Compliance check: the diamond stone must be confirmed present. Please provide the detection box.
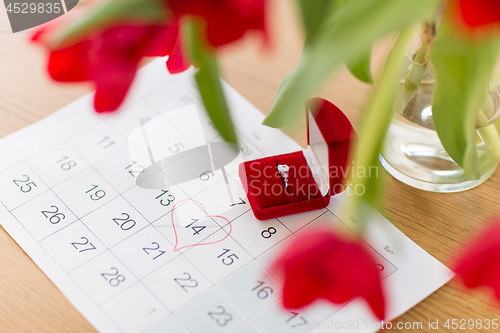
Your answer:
[277,164,289,173]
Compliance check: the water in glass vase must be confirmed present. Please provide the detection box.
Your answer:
[380,74,500,193]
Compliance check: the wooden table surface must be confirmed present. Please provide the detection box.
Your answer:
[1,0,500,332]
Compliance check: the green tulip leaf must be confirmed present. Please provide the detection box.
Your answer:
[351,30,412,209]
[345,46,374,84]
[263,0,440,128]
[296,0,333,45]
[186,21,238,144]
[430,20,500,179]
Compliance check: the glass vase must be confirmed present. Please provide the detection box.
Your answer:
[380,62,500,193]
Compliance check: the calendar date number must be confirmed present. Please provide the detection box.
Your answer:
[261,227,277,239]
[71,237,96,253]
[208,305,233,327]
[101,267,125,287]
[186,218,206,236]
[125,161,144,178]
[287,312,308,328]
[156,190,175,207]
[174,272,198,292]
[142,242,166,260]
[217,248,239,265]
[13,175,37,193]
[41,205,65,224]
[112,212,136,231]
[56,156,77,170]
[252,281,273,299]
[86,185,106,201]
[98,136,115,150]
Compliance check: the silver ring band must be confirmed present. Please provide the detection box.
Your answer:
[277,164,290,194]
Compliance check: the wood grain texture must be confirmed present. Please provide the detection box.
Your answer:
[0,0,499,332]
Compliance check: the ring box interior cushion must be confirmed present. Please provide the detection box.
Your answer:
[239,98,356,220]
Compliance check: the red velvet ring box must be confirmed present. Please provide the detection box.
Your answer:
[238,98,356,220]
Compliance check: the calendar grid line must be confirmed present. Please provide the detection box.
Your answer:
[22,162,111,251]
[54,144,223,330]
[0,65,453,333]
[275,210,329,237]
[0,199,126,333]
[218,229,290,332]
[100,79,266,226]
[140,79,198,117]
[233,127,266,158]
[275,216,294,234]
[50,136,242,291]
[326,208,400,272]
[6,142,129,212]
[169,251,278,333]
[62,137,252,333]
[1,78,200,190]
[23,150,178,327]
[2,180,333,333]
[210,205,316,292]
[218,207,387,330]
[0,105,118,175]
[202,270,268,333]
[21,163,150,307]
[2,123,250,215]
[135,191,305,333]
[15,122,391,333]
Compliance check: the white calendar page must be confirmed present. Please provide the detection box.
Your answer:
[0,58,453,333]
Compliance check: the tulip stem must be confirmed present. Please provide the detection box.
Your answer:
[393,38,429,116]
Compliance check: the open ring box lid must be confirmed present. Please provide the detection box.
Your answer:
[238,98,357,220]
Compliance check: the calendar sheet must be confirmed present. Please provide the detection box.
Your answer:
[0,58,453,333]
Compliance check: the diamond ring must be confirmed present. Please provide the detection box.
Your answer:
[277,164,290,194]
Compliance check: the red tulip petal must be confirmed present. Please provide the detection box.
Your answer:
[31,27,45,42]
[458,0,500,28]
[89,27,148,112]
[93,67,136,112]
[166,0,266,47]
[488,264,500,300]
[455,222,500,299]
[47,43,89,82]
[166,32,191,74]
[271,229,386,320]
[205,14,247,47]
[282,264,325,308]
[87,25,168,112]
[34,15,192,113]
[145,23,179,57]
[91,48,139,112]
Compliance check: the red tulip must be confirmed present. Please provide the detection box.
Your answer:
[32,19,190,112]
[457,0,500,28]
[166,0,266,47]
[455,222,500,302]
[271,229,386,320]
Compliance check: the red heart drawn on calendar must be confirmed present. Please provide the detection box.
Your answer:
[171,199,232,252]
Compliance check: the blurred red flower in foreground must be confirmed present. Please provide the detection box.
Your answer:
[455,222,500,302]
[32,20,190,112]
[457,0,500,28]
[271,229,386,320]
[166,0,266,47]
